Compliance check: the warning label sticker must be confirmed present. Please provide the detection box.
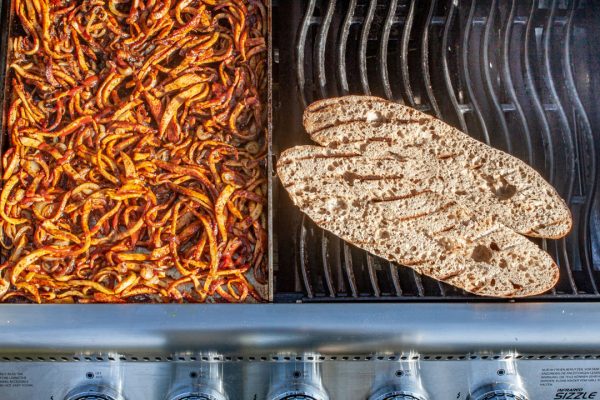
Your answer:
[541,367,600,386]
[0,371,32,388]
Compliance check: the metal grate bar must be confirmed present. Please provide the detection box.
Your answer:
[400,0,416,106]
[389,263,402,296]
[421,0,442,118]
[299,216,314,298]
[316,0,336,98]
[296,0,317,108]
[503,0,534,165]
[462,0,491,145]
[343,244,359,297]
[441,1,469,132]
[543,0,575,201]
[359,0,377,95]
[337,0,357,95]
[412,270,425,296]
[563,0,598,294]
[366,255,381,297]
[523,0,558,295]
[482,0,513,153]
[524,0,554,182]
[379,0,398,100]
[321,232,336,297]
[401,0,444,297]
[542,0,577,295]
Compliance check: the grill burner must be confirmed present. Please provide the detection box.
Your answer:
[272,0,600,301]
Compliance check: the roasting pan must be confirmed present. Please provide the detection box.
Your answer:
[0,0,274,302]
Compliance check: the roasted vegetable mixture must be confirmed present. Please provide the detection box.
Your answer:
[0,0,268,302]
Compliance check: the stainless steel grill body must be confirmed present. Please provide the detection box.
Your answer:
[1,0,600,399]
[0,304,599,399]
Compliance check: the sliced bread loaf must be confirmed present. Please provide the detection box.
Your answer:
[303,96,572,239]
[278,145,560,297]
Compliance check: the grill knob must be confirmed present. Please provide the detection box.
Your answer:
[370,391,427,400]
[169,390,227,400]
[470,385,528,400]
[268,357,328,400]
[171,396,220,400]
[70,397,115,400]
[270,392,322,400]
[64,385,123,400]
[472,392,527,400]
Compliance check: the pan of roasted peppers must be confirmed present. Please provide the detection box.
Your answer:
[0,0,269,303]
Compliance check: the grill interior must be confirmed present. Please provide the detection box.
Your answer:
[271,0,600,302]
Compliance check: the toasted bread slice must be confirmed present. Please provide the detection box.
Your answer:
[303,96,572,239]
[278,145,560,297]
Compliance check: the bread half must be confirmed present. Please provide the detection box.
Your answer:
[303,96,572,239]
[278,145,560,297]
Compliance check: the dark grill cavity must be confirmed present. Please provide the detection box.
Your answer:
[272,0,600,301]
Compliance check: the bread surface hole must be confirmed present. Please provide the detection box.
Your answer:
[471,245,493,263]
[494,182,517,200]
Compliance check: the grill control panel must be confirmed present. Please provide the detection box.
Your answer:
[0,355,598,399]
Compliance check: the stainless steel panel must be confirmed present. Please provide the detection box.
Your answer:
[0,304,599,356]
[1,357,599,399]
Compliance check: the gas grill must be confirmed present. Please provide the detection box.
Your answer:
[1,0,600,399]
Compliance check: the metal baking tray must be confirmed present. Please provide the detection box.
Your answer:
[0,0,273,302]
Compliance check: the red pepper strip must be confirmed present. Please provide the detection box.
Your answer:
[215,185,235,242]
[159,83,209,138]
[10,248,52,285]
[0,176,27,225]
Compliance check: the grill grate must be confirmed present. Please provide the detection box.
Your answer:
[272,0,600,301]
